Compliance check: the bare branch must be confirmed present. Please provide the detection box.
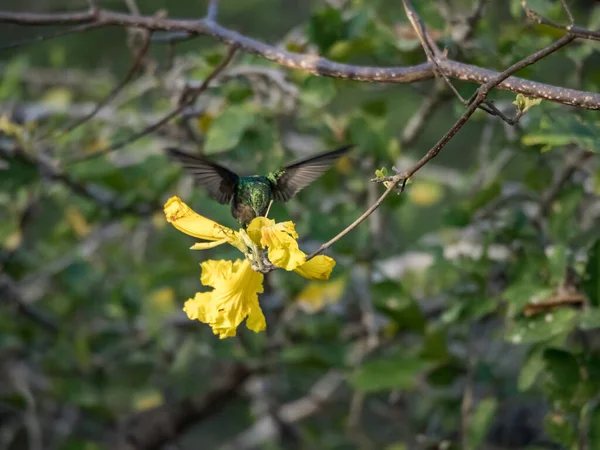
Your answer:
[0,274,59,334]
[401,84,452,147]
[402,0,529,126]
[559,0,575,26]
[65,45,237,164]
[0,146,157,215]
[537,149,593,218]
[0,23,102,52]
[0,8,598,108]
[86,0,99,13]
[402,0,467,103]
[113,363,253,450]
[207,0,219,22]
[522,0,600,41]
[123,0,141,16]
[384,33,576,183]
[54,31,152,138]
[318,34,575,261]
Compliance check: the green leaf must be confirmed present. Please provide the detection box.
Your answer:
[280,343,345,368]
[300,77,337,108]
[0,56,28,101]
[544,412,577,447]
[372,281,425,333]
[204,105,256,154]
[375,167,388,179]
[588,402,600,450]
[580,308,600,330]
[0,153,38,190]
[503,281,553,315]
[513,93,542,113]
[522,115,599,153]
[466,398,498,449]
[506,309,578,344]
[420,327,450,361]
[543,348,580,390]
[349,356,430,393]
[307,6,346,53]
[518,350,545,391]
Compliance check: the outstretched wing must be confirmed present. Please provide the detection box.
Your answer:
[166,148,239,204]
[271,145,352,202]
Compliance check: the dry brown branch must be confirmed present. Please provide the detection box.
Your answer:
[0,8,598,109]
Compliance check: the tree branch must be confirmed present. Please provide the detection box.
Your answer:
[113,363,253,450]
[0,8,598,109]
[0,274,59,334]
[54,31,152,138]
[0,146,157,215]
[522,0,600,41]
[65,45,237,164]
[312,34,575,261]
[0,23,102,51]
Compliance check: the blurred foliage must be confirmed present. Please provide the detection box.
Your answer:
[1,0,600,449]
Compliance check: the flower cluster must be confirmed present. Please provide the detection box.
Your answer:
[164,197,336,338]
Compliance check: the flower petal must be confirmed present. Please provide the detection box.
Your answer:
[164,196,236,242]
[190,238,229,250]
[246,216,273,245]
[260,222,306,271]
[183,259,266,338]
[294,255,336,280]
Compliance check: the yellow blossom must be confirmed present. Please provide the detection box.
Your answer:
[293,255,336,280]
[247,217,306,270]
[164,196,337,338]
[183,259,266,338]
[164,196,245,252]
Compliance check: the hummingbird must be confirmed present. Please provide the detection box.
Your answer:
[167,145,352,226]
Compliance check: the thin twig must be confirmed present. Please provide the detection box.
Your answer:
[113,363,254,450]
[559,0,575,26]
[0,146,157,215]
[401,83,452,147]
[316,34,575,261]
[402,0,465,103]
[521,0,600,41]
[376,33,576,185]
[0,23,101,52]
[402,0,552,125]
[207,0,219,22]
[0,275,59,334]
[86,0,99,12]
[65,45,237,164]
[0,8,598,108]
[53,31,152,138]
[537,149,593,218]
[123,0,141,16]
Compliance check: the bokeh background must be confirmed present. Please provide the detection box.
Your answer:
[2,0,600,449]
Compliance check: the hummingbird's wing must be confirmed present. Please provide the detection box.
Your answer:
[166,148,239,204]
[271,145,352,202]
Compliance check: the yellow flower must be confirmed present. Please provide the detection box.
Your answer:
[247,217,305,270]
[183,259,265,339]
[164,196,337,338]
[164,197,246,253]
[294,255,336,280]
